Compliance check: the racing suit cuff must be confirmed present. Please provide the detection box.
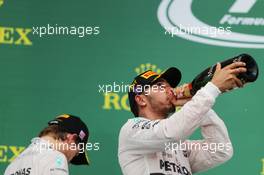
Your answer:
[202,82,221,99]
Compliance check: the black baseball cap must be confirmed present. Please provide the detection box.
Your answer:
[128,67,182,117]
[48,114,90,165]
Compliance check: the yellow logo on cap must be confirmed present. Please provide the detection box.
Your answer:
[141,71,158,79]
[57,114,70,119]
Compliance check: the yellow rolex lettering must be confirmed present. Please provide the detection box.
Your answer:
[121,94,130,111]
[0,145,8,162]
[0,27,14,44]
[102,92,121,110]
[8,146,25,162]
[0,0,4,7]
[0,27,32,46]
[15,28,32,45]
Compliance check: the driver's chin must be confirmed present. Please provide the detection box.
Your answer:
[162,97,175,114]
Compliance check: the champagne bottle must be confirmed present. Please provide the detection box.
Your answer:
[175,53,259,98]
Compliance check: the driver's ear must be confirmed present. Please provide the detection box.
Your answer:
[135,95,147,107]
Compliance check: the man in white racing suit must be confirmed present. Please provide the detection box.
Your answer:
[118,62,246,175]
[4,114,90,175]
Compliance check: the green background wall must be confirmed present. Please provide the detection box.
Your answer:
[0,0,263,174]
